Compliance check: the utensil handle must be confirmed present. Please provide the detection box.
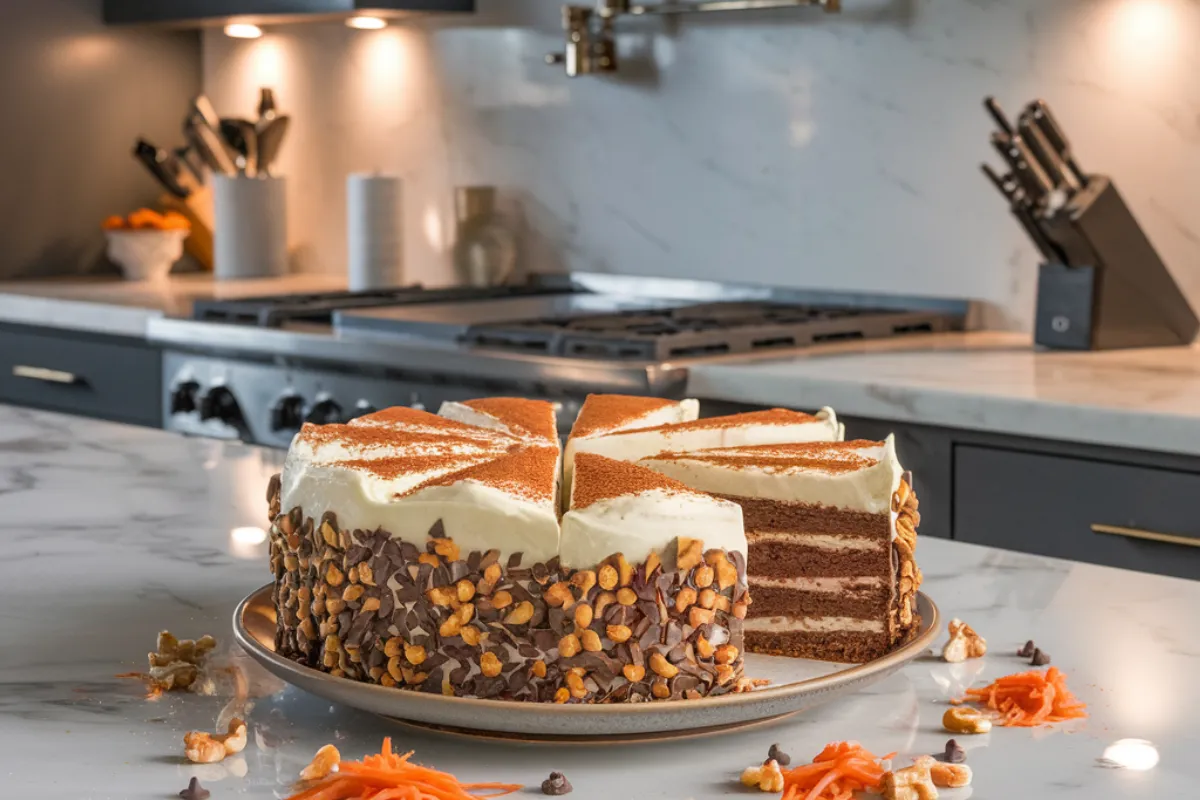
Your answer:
[1091,523,1200,549]
[12,365,82,385]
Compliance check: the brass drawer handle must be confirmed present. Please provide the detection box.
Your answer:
[1091,523,1200,549]
[12,365,80,385]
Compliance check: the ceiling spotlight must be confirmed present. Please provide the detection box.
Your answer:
[224,22,263,39]
[346,15,387,30]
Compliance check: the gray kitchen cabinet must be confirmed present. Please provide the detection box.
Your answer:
[953,445,1200,581]
[0,323,162,427]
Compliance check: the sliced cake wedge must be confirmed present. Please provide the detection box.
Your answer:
[639,435,922,663]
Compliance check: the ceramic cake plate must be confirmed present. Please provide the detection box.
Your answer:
[234,584,938,739]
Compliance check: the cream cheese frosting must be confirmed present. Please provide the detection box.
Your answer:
[638,435,904,515]
[437,398,559,445]
[569,407,843,469]
[559,453,745,568]
[281,411,560,563]
[563,395,699,497]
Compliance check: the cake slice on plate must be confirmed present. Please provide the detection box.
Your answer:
[568,407,843,469]
[639,436,922,663]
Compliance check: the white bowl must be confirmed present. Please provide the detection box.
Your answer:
[105,229,188,281]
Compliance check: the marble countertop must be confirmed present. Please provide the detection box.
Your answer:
[4,405,1197,798]
[0,274,346,336]
[688,332,1200,457]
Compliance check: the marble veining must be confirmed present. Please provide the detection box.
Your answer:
[3,404,1199,797]
[202,0,1200,331]
[688,331,1200,456]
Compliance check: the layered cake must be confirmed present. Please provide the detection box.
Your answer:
[640,437,922,662]
[266,401,752,702]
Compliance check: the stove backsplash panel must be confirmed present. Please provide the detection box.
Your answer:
[203,0,1200,332]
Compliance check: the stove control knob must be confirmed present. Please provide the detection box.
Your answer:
[270,394,306,432]
[198,386,245,427]
[169,380,201,415]
[351,400,377,419]
[305,398,344,425]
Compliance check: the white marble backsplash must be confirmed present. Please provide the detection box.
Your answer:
[203,0,1200,330]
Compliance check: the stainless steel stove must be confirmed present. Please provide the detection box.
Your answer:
[150,273,966,448]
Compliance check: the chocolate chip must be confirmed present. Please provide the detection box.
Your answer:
[506,551,523,569]
[942,739,966,763]
[1017,640,1035,657]
[179,777,210,800]
[767,742,791,766]
[1031,648,1051,666]
[541,771,573,795]
[427,519,445,539]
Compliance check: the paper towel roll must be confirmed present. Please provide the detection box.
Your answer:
[213,175,288,281]
[347,173,403,291]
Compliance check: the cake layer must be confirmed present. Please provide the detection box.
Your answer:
[746,533,891,578]
[731,497,890,539]
[640,436,902,512]
[744,630,892,664]
[560,453,745,569]
[744,583,888,621]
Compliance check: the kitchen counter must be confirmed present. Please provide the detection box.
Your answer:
[4,405,1197,798]
[0,274,346,336]
[688,331,1200,457]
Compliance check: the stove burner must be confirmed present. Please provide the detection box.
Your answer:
[192,284,580,328]
[463,302,961,361]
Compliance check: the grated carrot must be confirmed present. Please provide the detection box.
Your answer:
[284,738,521,800]
[780,741,892,800]
[959,666,1088,727]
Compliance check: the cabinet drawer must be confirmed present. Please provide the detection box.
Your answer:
[954,445,1200,580]
[0,328,161,426]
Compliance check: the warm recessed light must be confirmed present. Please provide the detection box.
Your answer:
[346,15,387,30]
[224,23,263,39]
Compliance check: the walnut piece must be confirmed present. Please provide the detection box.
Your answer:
[184,718,247,764]
[881,756,939,800]
[941,618,987,663]
[740,759,785,792]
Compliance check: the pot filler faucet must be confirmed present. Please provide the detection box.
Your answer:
[546,0,841,77]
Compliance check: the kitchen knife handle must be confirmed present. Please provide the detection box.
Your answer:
[983,96,1014,135]
[1029,99,1088,187]
[1092,523,1200,549]
[1018,117,1076,191]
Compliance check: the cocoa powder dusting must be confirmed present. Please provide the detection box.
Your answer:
[568,394,683,439]
[463,397,558,442]
[615,408,820,436]
[400,445,559,503]
[570,452,709,510]
[647,440,882,474]
[351,405,519,440]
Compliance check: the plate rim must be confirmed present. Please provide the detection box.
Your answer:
[233,583,938,718]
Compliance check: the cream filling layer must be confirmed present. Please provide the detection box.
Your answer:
[747,531,885,551]
[743,615,884,634]
[748,576,884,592]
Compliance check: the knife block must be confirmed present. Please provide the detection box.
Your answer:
[1032,176,1198,350]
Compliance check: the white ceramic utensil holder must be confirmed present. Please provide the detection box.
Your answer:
[214,175,287,281]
